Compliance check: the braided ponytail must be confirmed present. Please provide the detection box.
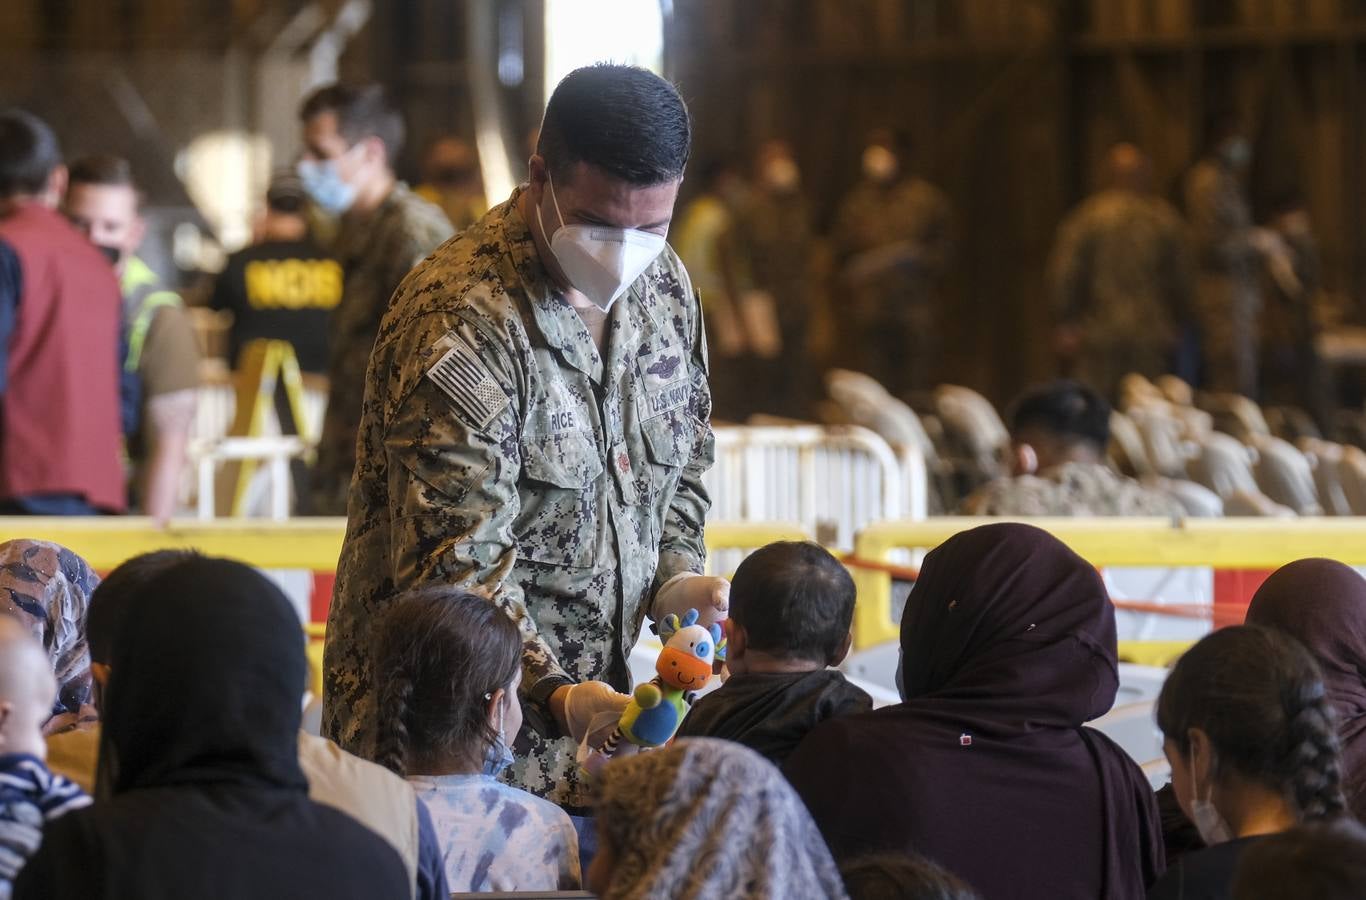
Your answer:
[1282,679,1347,822]
[372,585,523,776]
[1158,625,1348,827]
[374,667,414,777]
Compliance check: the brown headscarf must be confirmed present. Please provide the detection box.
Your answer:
[594,738,847,900]
[1247,559,1366,820]
[785,523,1164,899]
[0,539,99,734]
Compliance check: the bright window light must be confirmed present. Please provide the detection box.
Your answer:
[544,0,664,98]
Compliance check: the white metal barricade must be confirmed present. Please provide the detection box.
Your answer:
[705,425,928,551]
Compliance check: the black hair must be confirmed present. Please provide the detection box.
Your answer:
[88,550,202,664]
[1231,820,1366,900]
[1008,380,1111,452]
[1157,625,1347,824]
[841,852,980,900]
[67,154,135,189]
[730,541,855,664]
[299,83,405,167]
[373,587,522,777]
[537,64,691,186]
[0,109,61,198]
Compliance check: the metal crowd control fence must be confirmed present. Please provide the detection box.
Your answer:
[705,425,928,551]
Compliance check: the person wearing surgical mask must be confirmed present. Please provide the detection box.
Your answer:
[375,587,581,893]
[1184,117,1267,399]
[322,65,726,835]
[296,84,454,515]
[1149,625,1349,900]
[832,128,953,398]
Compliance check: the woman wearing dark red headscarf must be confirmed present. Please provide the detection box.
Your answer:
[1246,558,1366,821]
[785,523,1164,899]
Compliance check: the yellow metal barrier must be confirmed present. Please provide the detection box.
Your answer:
[850,517,1366,649]
[0,518,809,574]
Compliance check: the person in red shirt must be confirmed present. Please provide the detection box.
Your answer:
[0,109,124,515]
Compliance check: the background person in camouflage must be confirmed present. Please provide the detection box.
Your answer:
[297,84,454,515]
[832,128,953,398]
[961,380,1183,517]
[1184,118,1291,399]
[323,65,728,811]
[728,140,820,419]
[1049,143,1193,399]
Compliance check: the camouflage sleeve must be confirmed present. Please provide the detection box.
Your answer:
[1047,211,1090,324]
[1161,212,1196,327]
[916,185,955,270]
[1186,168,1255,267]
[385,314,570,688]
[650,289,714,605]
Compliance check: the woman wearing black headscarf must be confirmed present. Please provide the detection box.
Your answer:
[1246,558,1366,821]
[15,557,408,899]
[785,523,1164,899]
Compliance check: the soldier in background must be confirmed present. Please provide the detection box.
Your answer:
[1048,143,1192,399]
[296,84,454,515]
[673,159,750,420]
[832,128,952,399]
[729,140,818,419]
[1184,118,1287,398]
[414,135,487,233]
[1260,191,1331,432]
[961,380,1183,517]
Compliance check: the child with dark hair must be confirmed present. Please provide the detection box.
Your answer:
[841,852,980,900]
[676,542,870,765]
[374,587,580,892]
[1231,820,1366,900]
[1149,624,1348,900]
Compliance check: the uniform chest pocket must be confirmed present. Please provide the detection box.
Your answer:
[516,431,604,569]
[641,412,694,469]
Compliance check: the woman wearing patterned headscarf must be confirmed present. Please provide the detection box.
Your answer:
[0,540,99,734]
[589,738,847,900]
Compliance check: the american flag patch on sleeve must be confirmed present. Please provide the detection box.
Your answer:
[426,337,510,430]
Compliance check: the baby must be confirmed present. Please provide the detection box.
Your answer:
[0,615,89,896]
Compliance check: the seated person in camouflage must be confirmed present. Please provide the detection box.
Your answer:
[961,380,1183,517]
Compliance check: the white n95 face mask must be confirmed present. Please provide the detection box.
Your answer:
[537,175,666,311]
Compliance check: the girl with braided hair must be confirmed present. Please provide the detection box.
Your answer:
[373,586,581,892]
[1149,624,1348,900]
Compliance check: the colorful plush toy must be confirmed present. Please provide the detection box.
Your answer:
[591,608,724,763]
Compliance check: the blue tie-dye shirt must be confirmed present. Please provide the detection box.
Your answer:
[406,773,581,892]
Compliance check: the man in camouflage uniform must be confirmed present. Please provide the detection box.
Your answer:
[1184,122,1269,398]
[1049,144,1193,399]
[832,129,953,398]
[323,66,727,811]
[297,84,454,514]
[729,140,818,418]
[961,380,1182,517]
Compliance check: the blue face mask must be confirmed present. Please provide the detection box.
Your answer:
[482,702,514,778]
[297,154,358,217]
